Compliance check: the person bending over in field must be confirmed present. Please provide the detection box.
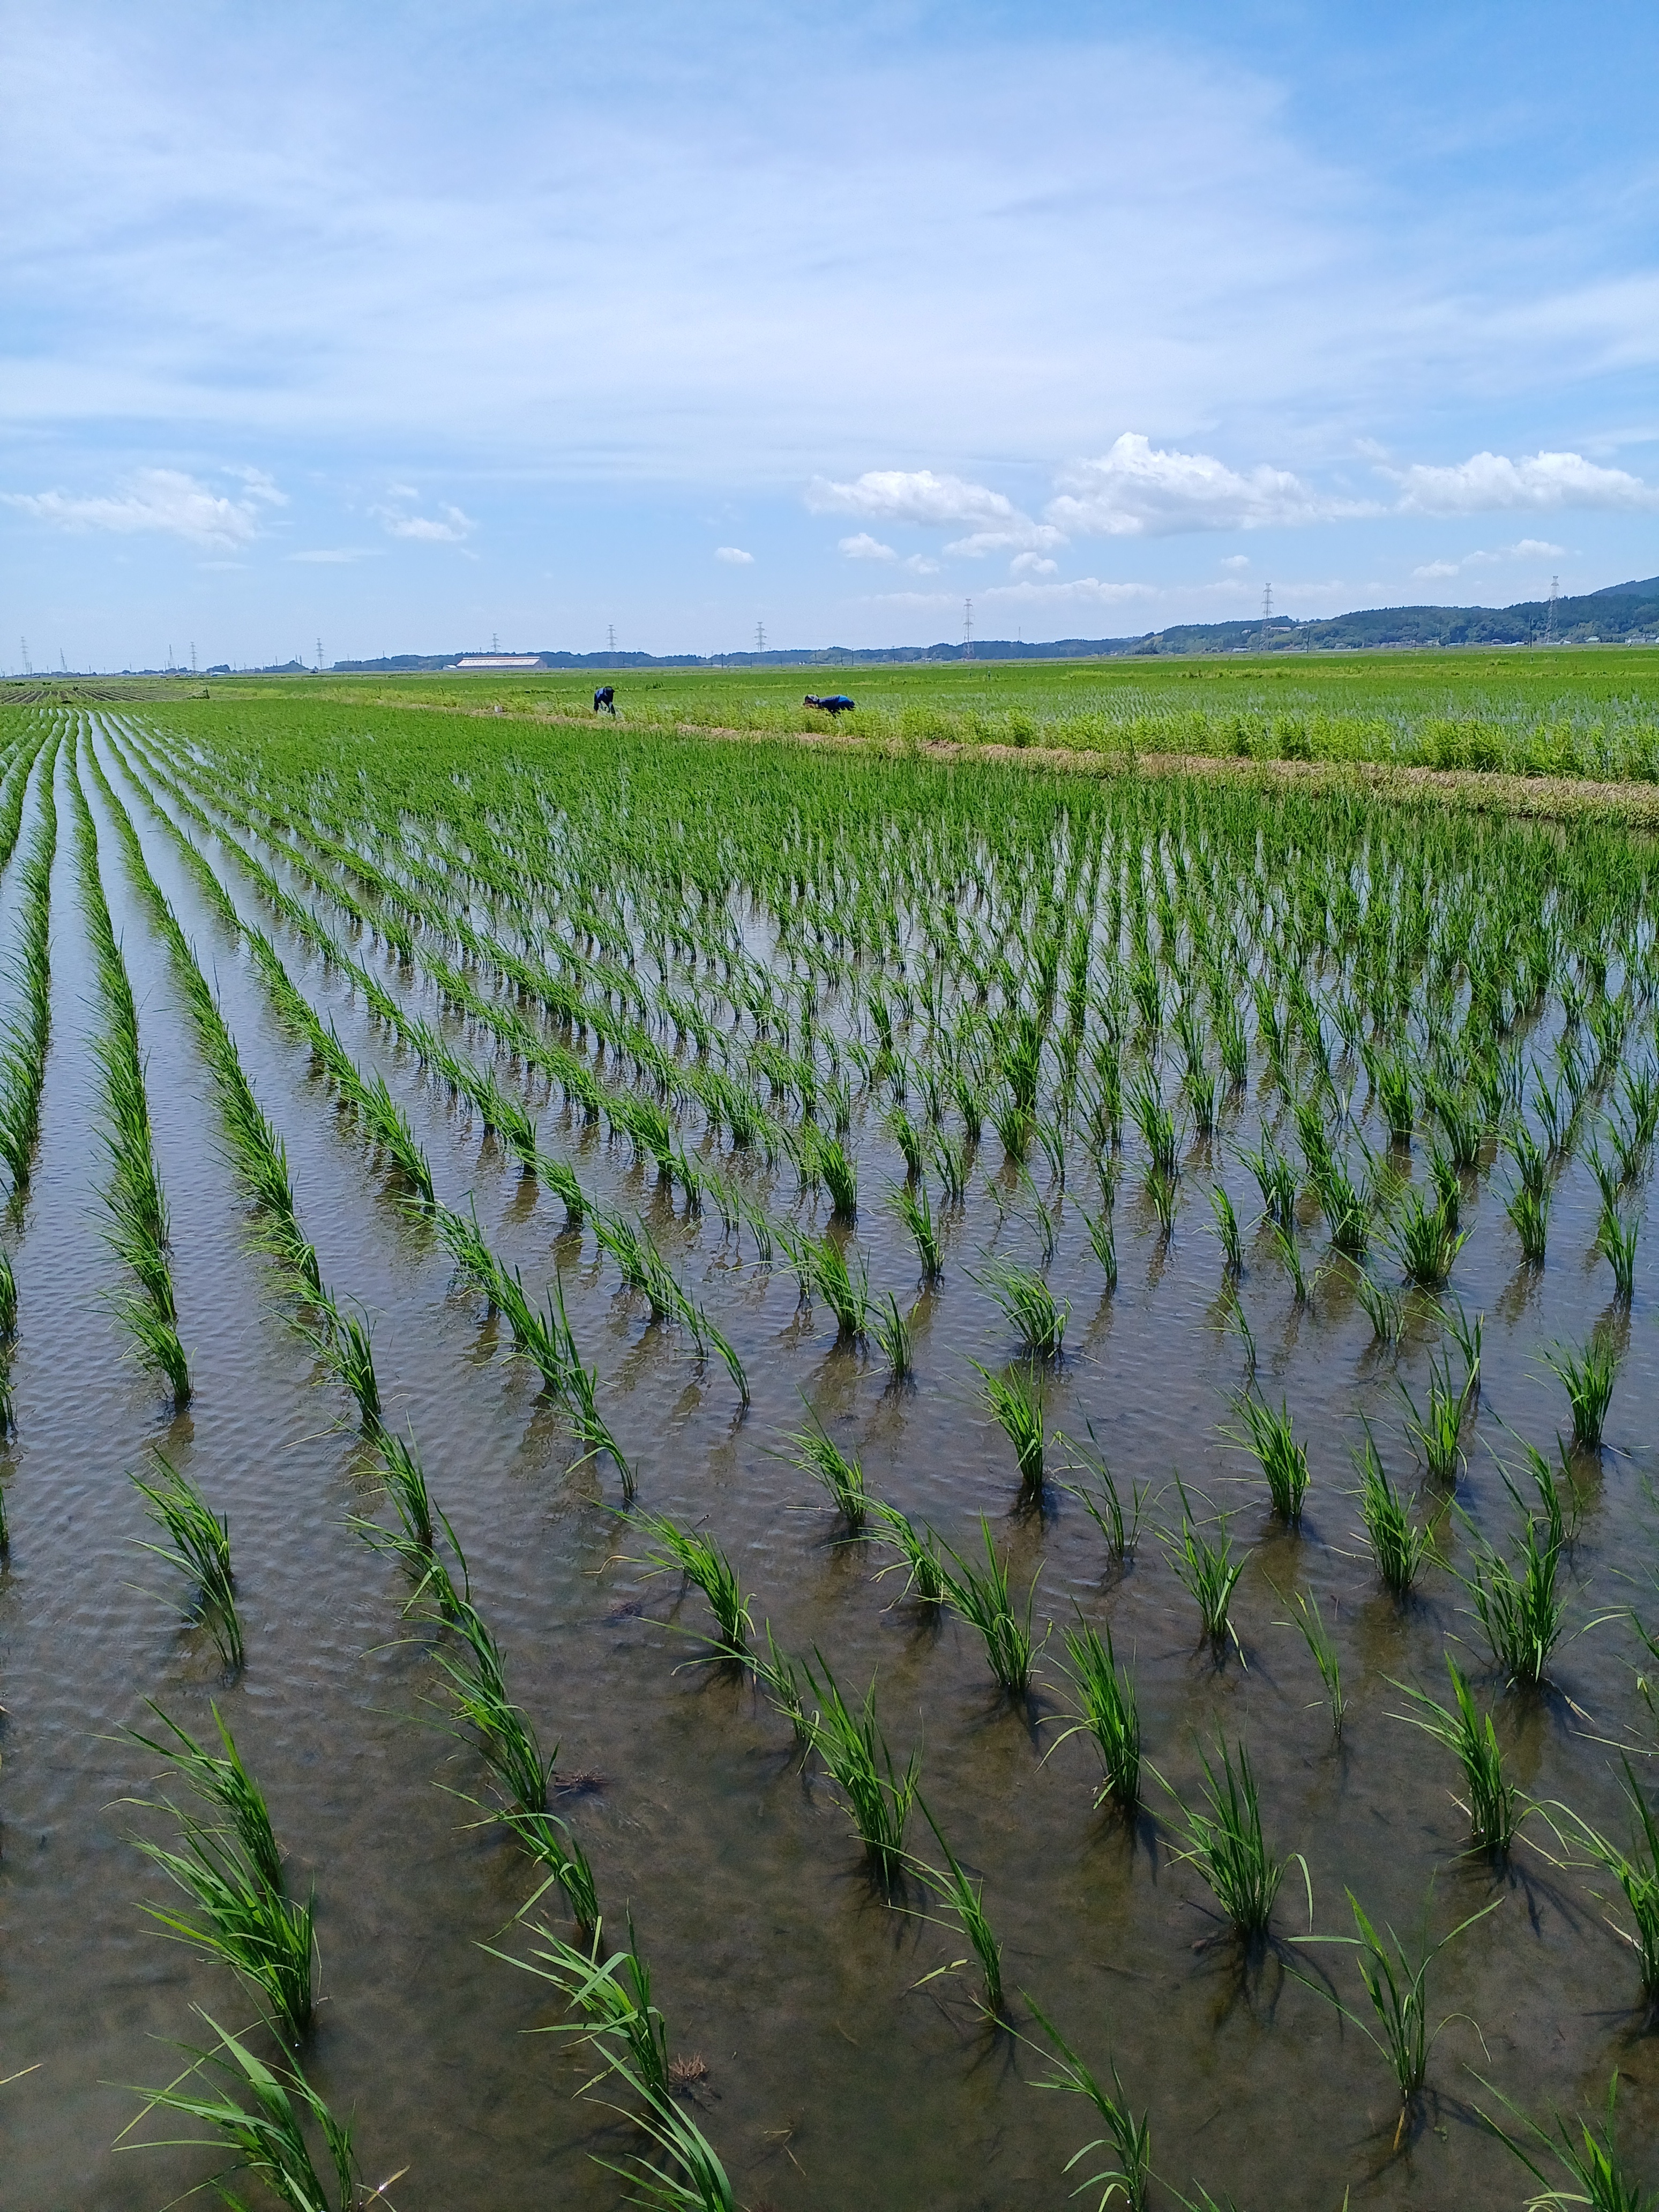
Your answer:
[594,684,617,715]
[804,693,855,716]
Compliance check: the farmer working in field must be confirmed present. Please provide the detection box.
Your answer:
[804,693,855,716]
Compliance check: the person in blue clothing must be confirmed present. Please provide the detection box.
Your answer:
[804,693,855,716]
[593,684,616,714]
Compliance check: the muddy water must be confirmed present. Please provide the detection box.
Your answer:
[0,720,1655,2210]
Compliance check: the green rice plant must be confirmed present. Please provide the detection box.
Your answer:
[1269,1220,1312,1303]
[931,1131,969,1201]
[1277,1588,1344,1735]
[890,1178,943,1277]
[1507,1121,1549,1199]
[0,766,57,1197]
[1080,1201,1117,1290]
[817,1133,858,1222]
[808,1235,870,1339]
[801,1657,920,1889]
[751,1621,813,1744]
[782,1407,868,1533]
[1127,1072,1178,1177]
[1291,1889,1500,2150]
[1427,1079,1482,1169]
[1393,1187,1466,1287]
[1428,1141,1461,1225]
[973,1360,1045,1500]
[1456,1510,1564,1690]
[1354,1265,1405,1344]
[1599,1206,1639,1304]
[302,1299,383,1436]
[0,1251,17,1340]
[1026,2000,1151,2212]
[126,1702,285,1896]
[1059,1424,1146,1566]
[500,1920,671,2101]
[1586,1135,1622,1215]
[436,1606,556,1814]
[1239,1135,1296,1227]
[975,1259,1066,1359]
[134,1819,316,2043]
[1475,2070,1656,2212]
[599,2090,737,2212]
[501,1810,602,1941]
[1160,1483,1244,1659]
[1228,1392,1310,1525]
[359,1070,436,1207]
[630,1509,753,1663]
[910,1801,1006,2020]
[1376,1052,1416,1144]
[1538,1759,1659,2013]
[1145,1163,1179,1237]
[867,1501,949,1608]
[119,1297,193,1406]
[872,1290,914,1380]
[1401,1346,1473,1485]
[1167,1736,1298,1941]
[1209,1184,1242,1273]
[953,1071,987,1142]
[1048,1619,1140,1813]
[939,1516,1042,1695]
[1354,1426,1433,1596]
[118,2013,363,2211]
[1545,1331,1617,1448]
[1395,1656,1518,1857]
[1505,1177,1550,1262]
[131,1454,243,1674]
[992,1094,1034,1162]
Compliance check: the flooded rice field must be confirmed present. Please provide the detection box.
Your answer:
[1,699,1657,2210]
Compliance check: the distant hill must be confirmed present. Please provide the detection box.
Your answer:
[326,574,1659,673]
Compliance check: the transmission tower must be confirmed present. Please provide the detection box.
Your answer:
[607,623,617,654]
[1544,576,1559,644]
[491,632,499,653]
[190,641,198,674]
[962,598,974,659]
[316,638,325,672]
[18,639,30,677]
[754,618,766,655]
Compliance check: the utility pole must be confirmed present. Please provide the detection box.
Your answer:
[962,598,974,660]
[168,642,176,672]
[754,618,766,655]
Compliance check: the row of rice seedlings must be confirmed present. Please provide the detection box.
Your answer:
[128,1713,314,2042]
[0,734,59,1199]
[68,748,191,1402]
[130,1451,244,1673]
[907,1802,1008,2021]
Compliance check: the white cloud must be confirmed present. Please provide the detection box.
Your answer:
[1411,559,1462,579]
[287,548,377,564]
[1010,551,1059,577]
[905,554,940,574]
[1221,553,1251,570]
[1388,449,1659,515]
[1047,433,1370,537]
[1409,535,1570,579]
[808,469,1022,530]
[373,499,474,542]
[838,532,896,561]
[227,465,287,505]
[714,544,753,564]
[0,466,270,548]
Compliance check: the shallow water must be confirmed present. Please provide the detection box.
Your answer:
[1,712,1656,2210]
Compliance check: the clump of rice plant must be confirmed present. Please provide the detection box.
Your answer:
[1026,2002,1151,2212]
[1545,1331,1618,1449]
[782,1407,867,1533]
[1167,1735,1298,1942]
[872,1291,914,1380]
[1080,1200,1117,1290]
[1538,1758,1659,2013]
[1277,1589,1344,1736]
[119,2013,369,2211]
[1049,1619,1140,1813]
[630,1509,753,1664]
[0,766,58,1199]
[1269,1220,1313,1304]
[889,1179,943,1277]
[910,1802,1006,2020]
[802,1658,920,1889]
[1228,1391,1310,1525]
[1291,1889,1500,2151]
[975,1259,1067,1359]
[973,1361,1045,1501]
[134,1815,315,2044]
[1059,1424,1146,1567]
[504,1809,602,1941]
[1505,1179,1550,1263]
[1354,1266,1405,1344]
[1475,2070,1653,2212]
[302,1294,384,1437]
[867,1501,948,1608]
[498,1919,671,2101]
[1209,1184,1242,1273]
[437,1603,557,1814]
[131,1454,243,1674]
[1393,1187,1466,1287]
[1160,1483,1244,1660]
[939,1517,1042,1695]
[126,1702,284,1895]
[1354,1426,1433,1596]
[1395,1656,1518,1857]
[1401,1344,1475,1486]
[1239,1135,1296,1227]
[1456,1509,1564,1690]
[1600,1207,1639,1304]
[808,1234,870,1338]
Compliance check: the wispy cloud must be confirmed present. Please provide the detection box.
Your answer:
[371,496,475,542]
[287,547,378,564]
[838,532,896,561]
[714,544,753,564]
[0,466,273,548]
[1410,535,1567,579]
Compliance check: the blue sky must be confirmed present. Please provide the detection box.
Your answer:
[3,0,1657,667]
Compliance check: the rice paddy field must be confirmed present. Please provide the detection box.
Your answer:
[3,692,1659,2209]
